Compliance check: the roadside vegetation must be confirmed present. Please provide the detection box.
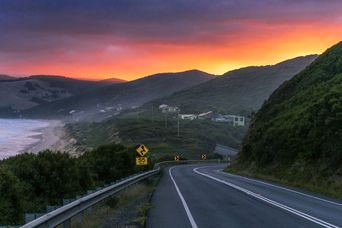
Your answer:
[66,116,246,159]
[0,144,146,225]
[233,42,342,199]
[70,177,159,228]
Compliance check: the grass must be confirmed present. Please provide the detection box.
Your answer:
[69,176,159,228]
[225,165,342,200]
[66,116,247,159]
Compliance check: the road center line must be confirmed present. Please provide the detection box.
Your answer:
[194,167,339,228]
[169,167,198,228]
[216,170,342,207]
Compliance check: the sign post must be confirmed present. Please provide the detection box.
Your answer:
[136,157,148,165]
[135,144,149,166]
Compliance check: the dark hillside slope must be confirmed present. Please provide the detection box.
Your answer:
[142,55,317,115]
[236,42,342,196]
[27,75,119,93]
[0,74,15,81]
[0,75,112,114]
[23,70,214,119]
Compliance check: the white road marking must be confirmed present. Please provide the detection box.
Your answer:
[194,167,339,228]
[217,170,342,207]
[169,167,198,228]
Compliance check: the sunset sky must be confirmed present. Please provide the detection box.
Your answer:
[0,0,342,80]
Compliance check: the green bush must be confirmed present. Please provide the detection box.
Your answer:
[0,167,24,224]
[0,144,137,225]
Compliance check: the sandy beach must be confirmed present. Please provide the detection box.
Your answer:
[25,120,73,153]
[0,119,75,159]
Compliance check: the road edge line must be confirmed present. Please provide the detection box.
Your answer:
[217,170,342,207]
[169,167,198,228]
[194,167,339,228]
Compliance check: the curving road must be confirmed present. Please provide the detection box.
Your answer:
[147,164,342,228]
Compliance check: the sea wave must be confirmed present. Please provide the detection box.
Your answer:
[0,119,50,159]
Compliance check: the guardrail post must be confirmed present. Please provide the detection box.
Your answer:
[25,214,36,223]
[62,219,71,228]
[74,211,83,224]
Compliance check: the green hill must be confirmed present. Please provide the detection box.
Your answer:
[235,42,342,197]
[140,55,317,116]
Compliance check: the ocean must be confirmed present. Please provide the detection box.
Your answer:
[0,119,50,160]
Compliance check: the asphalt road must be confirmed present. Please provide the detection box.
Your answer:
[147,164,342,228]
[214,144,238,157]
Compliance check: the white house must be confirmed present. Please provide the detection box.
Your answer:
[159,104,168,109]
[198,111,213,119]
[225,115,245,126]
[179,114,197,120]
[212,114,245,126]
[159,104,179,113]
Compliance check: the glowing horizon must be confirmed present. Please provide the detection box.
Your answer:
[0,0,341,81]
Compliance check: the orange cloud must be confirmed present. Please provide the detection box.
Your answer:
[0,2,341,81]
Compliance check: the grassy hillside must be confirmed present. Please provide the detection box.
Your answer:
[22,70,214,120]
[234,42,342,197]
[66,117,246,159]
[140,55,317,116]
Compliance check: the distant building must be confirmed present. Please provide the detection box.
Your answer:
[159,104,179,113]
[159,104,168,109]
[179,114,197,120]
[213,116,228,122]
[212,114,245,126]
[198,111,213,120]
[116,105,123,111]
[226,115,245,126]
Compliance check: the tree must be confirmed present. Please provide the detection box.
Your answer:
[0,166,24,224]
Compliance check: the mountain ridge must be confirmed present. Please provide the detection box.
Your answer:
[137,55,318,116]
[20,70,215,120]
[0,75,120,113]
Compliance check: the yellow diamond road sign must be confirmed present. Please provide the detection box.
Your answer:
[174,155,180,161]
[201,154,207,160]
[136,157,148,166]
[136,144,149,157]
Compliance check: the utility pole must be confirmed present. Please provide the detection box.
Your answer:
[177,109,180,137]
[151,105,154,123]
[165,113,168,128]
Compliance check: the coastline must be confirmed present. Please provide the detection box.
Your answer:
[23,120,72,154]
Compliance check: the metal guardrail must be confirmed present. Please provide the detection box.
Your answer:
[21,159,224,228]
[155,159,223,168]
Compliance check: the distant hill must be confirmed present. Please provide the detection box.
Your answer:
[100,77,127,84]
[0,74,15,81]
[21,70,214,120]
[236,42,342,197]
[141,55,318,116]
[0,75,114,113]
